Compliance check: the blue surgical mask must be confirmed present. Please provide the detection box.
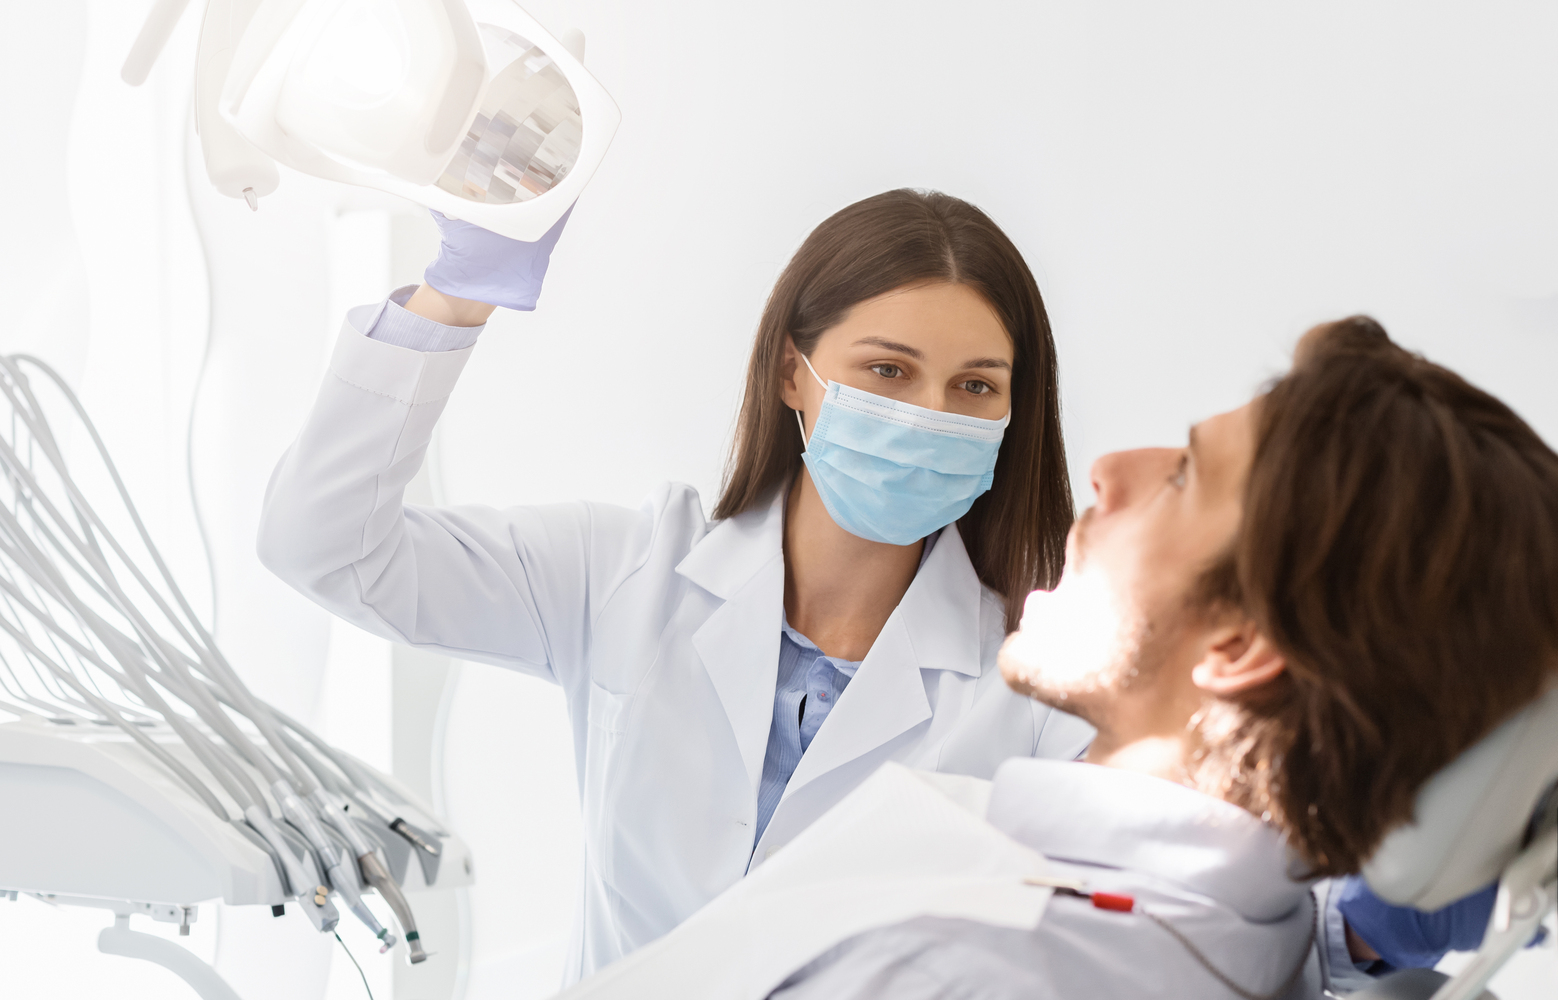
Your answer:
[795,353,1009,545]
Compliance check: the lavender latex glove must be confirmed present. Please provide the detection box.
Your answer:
[422,206,572,312]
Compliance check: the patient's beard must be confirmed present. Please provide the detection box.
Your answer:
[1001,566,1170,726]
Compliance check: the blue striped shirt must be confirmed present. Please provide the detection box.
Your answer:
[755,619,863,845]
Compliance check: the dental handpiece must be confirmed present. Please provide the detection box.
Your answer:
[310,789,401,953]
[390,817,441,856]
[244,804,339,933]
[359,851,428,964]
[275,781,395,948]
[314,791,430,963]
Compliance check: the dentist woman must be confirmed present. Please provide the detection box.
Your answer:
[258,189,1092,982]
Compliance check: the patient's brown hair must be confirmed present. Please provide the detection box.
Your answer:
[1196,317,1558,876]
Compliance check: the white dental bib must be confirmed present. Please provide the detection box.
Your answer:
[556,763,1054,1000]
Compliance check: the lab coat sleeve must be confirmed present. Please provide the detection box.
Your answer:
[257,314,666,682]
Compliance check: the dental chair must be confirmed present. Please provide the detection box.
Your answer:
[1346,684,1558,1000]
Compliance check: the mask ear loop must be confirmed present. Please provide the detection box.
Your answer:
[799,351,829,389]
[794,352,830,448]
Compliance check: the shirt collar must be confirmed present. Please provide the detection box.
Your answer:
[780,616,862,678]
[987,758,1313,923]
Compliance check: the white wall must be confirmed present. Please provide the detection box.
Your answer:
[2,1,1556,998]
[445,0,1558,517]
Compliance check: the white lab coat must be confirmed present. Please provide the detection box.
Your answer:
[257,315,1095,982]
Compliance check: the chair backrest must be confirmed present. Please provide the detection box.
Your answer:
[1362,683,1558,910]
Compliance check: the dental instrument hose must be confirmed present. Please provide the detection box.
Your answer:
[0,353,440,958]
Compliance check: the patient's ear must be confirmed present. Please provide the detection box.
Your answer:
[1191,623,1287,696]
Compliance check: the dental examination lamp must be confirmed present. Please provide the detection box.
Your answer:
[1349,685,1558,1000]
[122,0,621,239]
[0,350,471,998]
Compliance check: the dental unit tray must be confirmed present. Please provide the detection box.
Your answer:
[0,718,475,989]
[0,715,471,904]
[123,0,621,241]
[0,353,471,1000]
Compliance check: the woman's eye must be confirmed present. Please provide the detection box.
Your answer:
[961,380,992,396]
[871,364,903,379]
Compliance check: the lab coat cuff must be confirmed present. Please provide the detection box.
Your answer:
[1315,878,1381,995]
[331,305,474,406]
[358,285,486,353]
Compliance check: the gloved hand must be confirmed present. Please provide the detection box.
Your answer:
[422,205,573,312]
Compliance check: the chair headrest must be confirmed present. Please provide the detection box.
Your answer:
[1362,683,1558,910]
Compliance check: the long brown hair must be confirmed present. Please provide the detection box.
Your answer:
[714,189,1073,628]
[1195,316,1558,875]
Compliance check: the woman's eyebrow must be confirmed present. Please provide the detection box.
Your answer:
[852,337,1012,372]
[853,336,924,359]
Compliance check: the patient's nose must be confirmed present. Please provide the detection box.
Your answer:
[1090,448,1180,514]
[1090,452,1130,513]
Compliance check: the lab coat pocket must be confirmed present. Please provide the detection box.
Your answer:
[583,681,635,886]
[587,682,634,735]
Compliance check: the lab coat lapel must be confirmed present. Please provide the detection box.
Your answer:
[677,492,786,795]
[783,525,986,798]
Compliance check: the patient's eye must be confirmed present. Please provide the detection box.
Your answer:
[1170,455,1188,489]
[870,364,904,379]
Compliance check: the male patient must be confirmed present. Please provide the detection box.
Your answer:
[763,317,1558,998]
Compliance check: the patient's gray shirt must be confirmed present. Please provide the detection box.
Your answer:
[767,759,1327,1000]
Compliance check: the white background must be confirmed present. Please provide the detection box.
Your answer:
[1,1,1556,998]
